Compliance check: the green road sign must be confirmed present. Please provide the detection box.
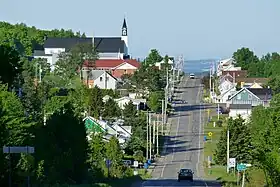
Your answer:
[237,163,247,171]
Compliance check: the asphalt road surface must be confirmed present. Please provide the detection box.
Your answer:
[142,77,220,187]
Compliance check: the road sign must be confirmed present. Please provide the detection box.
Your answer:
[237,163,247,171]
[229,158,236,168]
[105,159,111,168]
[208,132,213,137]
[3,146,35,154]
[133,161,139,168]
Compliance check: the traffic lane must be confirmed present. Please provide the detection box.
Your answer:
[173,79,202,177]
[161,78,196,179]
[142,179,221,187]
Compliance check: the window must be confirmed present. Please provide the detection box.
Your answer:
[124,69,127,74]
[248,94,252,100]
[100,77,103,81]
[237,94,241,100]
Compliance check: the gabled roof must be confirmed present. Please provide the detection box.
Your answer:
[228,87,272,101]
[222,70,247,78]
[247,88,272,100]
[94,37,125,53]
[235,77,269,84]
[88,70,118,81]
[84,59,140,69]
[44,37,92,50]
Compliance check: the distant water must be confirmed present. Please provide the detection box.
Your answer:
[183,59,218,74]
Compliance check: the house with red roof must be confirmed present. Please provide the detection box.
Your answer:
[83,59,141,78]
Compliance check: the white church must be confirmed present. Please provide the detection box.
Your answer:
[32,18,130,70]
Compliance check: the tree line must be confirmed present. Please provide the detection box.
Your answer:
[0,22,172,186]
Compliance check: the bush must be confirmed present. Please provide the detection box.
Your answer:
[216,120,223,127]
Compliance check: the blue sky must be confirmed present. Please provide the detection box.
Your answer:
[1,0,280,60]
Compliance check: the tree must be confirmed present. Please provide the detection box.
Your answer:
[105,136,124,178]
[215,116,252,165]
[0,44,22,87]
[0,21,82,56]
[103,98,121,119]
[249,104,280,185]
[233,47,259,75]
[55,43,98,86]
[144,49,163,67]
[88,133,106,181]
[148,91,163,112]
[0,84,35,186]
[37,103,88,184]
[88,86,104,118]
[123,101,137,119]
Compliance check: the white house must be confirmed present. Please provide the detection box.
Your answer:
[217,58,237,76]
[155,59,174,70]
[229,104,252,121]
[114,96,146,110]
[219,79,235,94]
[217,86,237,103]
[85,70,118,89]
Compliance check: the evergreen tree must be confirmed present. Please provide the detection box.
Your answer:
[103,98,121,119]
[215,116,252,165]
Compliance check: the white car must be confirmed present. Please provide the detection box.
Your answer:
[189,73,195,79]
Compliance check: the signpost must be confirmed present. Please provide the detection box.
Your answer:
[229,158,236,168]
[133,161,139,176]
[208,132,213,141]
[105,159,111,177]
[237,163,252,187]
[3,146,35,187]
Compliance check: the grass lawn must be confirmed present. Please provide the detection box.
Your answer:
[203,113,266,186]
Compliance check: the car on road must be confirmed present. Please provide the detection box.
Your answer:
[189,73,195,79]
[177,168,194,182]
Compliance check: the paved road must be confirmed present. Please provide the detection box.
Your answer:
[142,77,220,187]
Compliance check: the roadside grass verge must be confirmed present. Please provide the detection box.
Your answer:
[203,114,266,186]
[39,169,151,187]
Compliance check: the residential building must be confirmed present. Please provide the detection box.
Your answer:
[83,59,140,79]
[217,58,237,76]
[217,86,236,103]
[222,70,248,79]
[227,87,272,107]
[155,58,174,70]
[229,104,252,120]
[83,116,131,144]
[218,79,235,95]
[33,18,129,70]
[235,77,269,88]
[114,96,147,110]
[82,70,118,89]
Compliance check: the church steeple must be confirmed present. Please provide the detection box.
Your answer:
[122,18,127,36]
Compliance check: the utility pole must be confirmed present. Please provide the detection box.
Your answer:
[209,66,212,99]
[241,171,245,187]
[164,68,168,124]
[161,100,164,134]
[146,112,149,160]
[217,103,220,120]
[156,114,159,156]
[227,129,230,173]
[39,64,42,83]
[149,113,152,160]
[152,120,156,157]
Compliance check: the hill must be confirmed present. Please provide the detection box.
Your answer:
[0,22,86,55]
